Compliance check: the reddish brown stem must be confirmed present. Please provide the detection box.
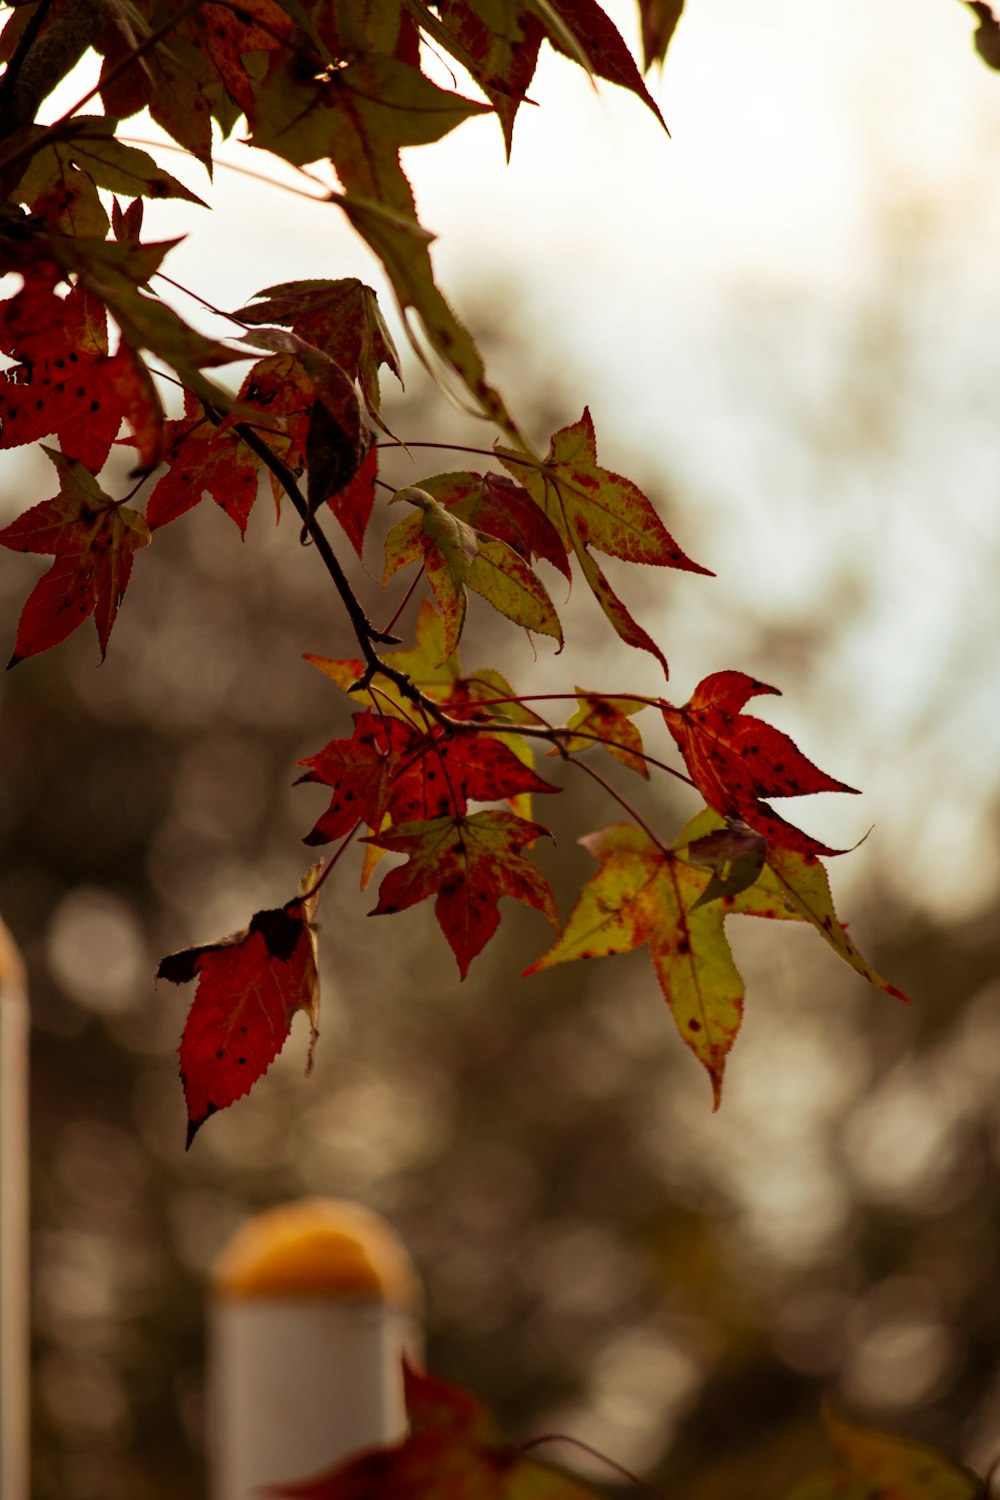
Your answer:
[518,1434,669,1500]
[376,439,500,461]
[565,756,674,858]
[379,561,426,637]
[154,272,252,328]
[300,821,362,900]
[229,419,402,656]
[442,714,698,793]
[121,136,335,200]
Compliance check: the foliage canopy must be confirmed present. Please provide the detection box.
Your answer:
[0,0,927,1142]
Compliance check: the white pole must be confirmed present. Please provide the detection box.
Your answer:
[210,1197,421,1500]
[0,919,30,1500]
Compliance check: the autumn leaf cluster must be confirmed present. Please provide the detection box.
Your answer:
[0,0,912,1148]
[9,1,1000,1494]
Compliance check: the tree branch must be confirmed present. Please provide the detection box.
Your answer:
[230,420,403,656]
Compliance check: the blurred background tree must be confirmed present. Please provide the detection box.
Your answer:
[3,1,1000,1498]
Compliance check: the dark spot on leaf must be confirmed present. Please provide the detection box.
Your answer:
[250,906,302,961]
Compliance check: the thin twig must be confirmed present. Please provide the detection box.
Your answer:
[121,136,337,201]
[564,755,674,857]
[369,682,424,738]
[379,561,426,637]
[518,1434,670,1500]
[299,821,362,901]
[229,419,402,656]
[376,438,501,461]
[439,713,697,792]
[154,272,252,328]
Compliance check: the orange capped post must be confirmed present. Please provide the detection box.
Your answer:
[210,1199,421,1500]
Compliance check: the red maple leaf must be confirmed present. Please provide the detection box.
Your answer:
[367,810,557,977]
[99,24,215,165]
[661,671,859,857]
[496,408,711,672]
[146,395,264,533]
[303,361,367,526]
[223,352,314,480]
[549,0,667,128]
[0,446,150,663]
[0,275,125,470]
[179,0,296,116]
[157,891,320,1147]
[299,713,558,844]
[475,471,571,578]
[326,441,377,557]
[267,1361,600,1500]
[150,347,345,533]
[389,725,558,824]
[109,340,164,471]
[297,711,411,844]
[428,0,667,158]
[234,277,402,429]
[433,1,545,156]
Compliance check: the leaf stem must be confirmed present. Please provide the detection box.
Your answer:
[379,561,426,637]
[459,690,655,708]
[563,755,674,858]
[154,271,251,328]
[370,682,424,738]
[300,822,361,900]
[415,694,690,836]
[417,700,464,819]
[376,439,501,461]
[517,1435,670,1500]
[444,712,697,792]
[229,418,402,656]
[538,725,698,789]
[120,137,337,201]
